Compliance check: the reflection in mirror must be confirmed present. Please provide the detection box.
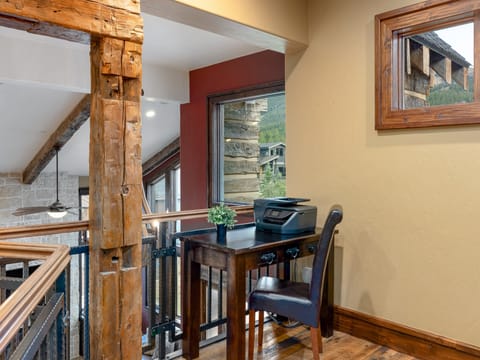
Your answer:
[403,23,473,109]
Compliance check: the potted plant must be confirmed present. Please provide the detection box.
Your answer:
[207,203,237,244]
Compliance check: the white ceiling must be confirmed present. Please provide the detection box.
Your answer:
[0,11,264,176]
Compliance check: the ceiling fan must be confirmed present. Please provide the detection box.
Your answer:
[13,147,73,218]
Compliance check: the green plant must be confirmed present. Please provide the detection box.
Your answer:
[260,165,286,198]
[207,203,237,229]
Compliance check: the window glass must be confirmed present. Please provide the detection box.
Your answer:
[79,191,89,221]
[173,166,181,211]
[403,23,473,109]
[213,91,286,204]
[149,176,166,212]
[145,162,180,215]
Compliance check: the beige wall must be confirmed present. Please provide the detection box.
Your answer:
[173,0,308,52]
[286,0,480,346]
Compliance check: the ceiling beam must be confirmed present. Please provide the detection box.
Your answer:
[0,0,143,44]
[142,137,180,176]
[22,94,91,184]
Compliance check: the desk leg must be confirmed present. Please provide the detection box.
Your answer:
[320,246,334,337]
[226,255,246,360]
[181,242,200,359]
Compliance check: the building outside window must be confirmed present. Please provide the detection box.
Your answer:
[210,84,286,204]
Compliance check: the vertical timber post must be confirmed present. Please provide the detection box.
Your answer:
[89,36,143,359]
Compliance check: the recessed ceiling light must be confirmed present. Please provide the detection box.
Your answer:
[145,110,155,118]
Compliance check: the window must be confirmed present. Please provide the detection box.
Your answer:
[145,165,180,213]
[143,139,181,212]
[375,0,480,129]
[149,176,166,212]
[78,187,89,243]
[209,82,286,204]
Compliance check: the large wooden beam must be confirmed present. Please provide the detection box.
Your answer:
[452,64,469,90]
[0,0,143,44]
[22,95,91,184]
[431,57,452,85]
[89,37,143,359]
[409,44,430,76]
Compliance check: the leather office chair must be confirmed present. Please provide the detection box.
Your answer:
[247,205,343,360]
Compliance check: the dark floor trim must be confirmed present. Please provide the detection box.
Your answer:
[334,306,480,360]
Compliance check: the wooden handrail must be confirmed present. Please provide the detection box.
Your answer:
[0,206,254,240]
[0,221,89,241]
[0,242,71,352]
[141,205,253,222]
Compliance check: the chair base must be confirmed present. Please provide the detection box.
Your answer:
[248,309,322,360]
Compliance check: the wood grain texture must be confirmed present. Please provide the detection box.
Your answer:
[0,221,89,241]
[202,325,417,360]
[0,243,70,352]
[224,177,259,193]
[89,37,143,359]
[122,42,142,78]
[335,306,480,360]
[97,271,120,359]
[226,254,246,360]
[120,266,142,358]
[0,0,143,43]
[224,159,258,175]
[224,142,259,158]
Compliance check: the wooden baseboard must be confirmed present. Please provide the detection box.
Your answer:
[334,306,480,360]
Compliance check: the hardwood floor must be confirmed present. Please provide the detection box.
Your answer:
[196,323,419,359]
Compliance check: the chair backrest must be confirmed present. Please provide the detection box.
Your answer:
[309,205,343,307]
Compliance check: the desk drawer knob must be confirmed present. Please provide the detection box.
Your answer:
[260,252,276,264]
[286,247,300,259]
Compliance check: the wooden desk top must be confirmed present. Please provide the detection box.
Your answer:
[178,224,320,255]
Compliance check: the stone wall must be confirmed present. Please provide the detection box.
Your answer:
[0,172,81,357]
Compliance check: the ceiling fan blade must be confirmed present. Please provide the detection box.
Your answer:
[12,149,86,218]
[12,206,50,216]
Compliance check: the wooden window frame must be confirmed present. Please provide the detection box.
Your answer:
[375,0,480,129]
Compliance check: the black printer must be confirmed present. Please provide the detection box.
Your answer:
[254,197,317,234]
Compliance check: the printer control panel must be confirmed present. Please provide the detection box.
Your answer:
[263,208,294,224]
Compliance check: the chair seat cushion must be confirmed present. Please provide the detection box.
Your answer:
[248,276,318,327]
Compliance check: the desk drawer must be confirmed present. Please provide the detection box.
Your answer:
[245,239,317,269]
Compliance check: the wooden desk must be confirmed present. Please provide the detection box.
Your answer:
[180,225,334,360]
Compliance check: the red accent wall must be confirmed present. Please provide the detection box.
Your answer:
[180,50,285,210]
